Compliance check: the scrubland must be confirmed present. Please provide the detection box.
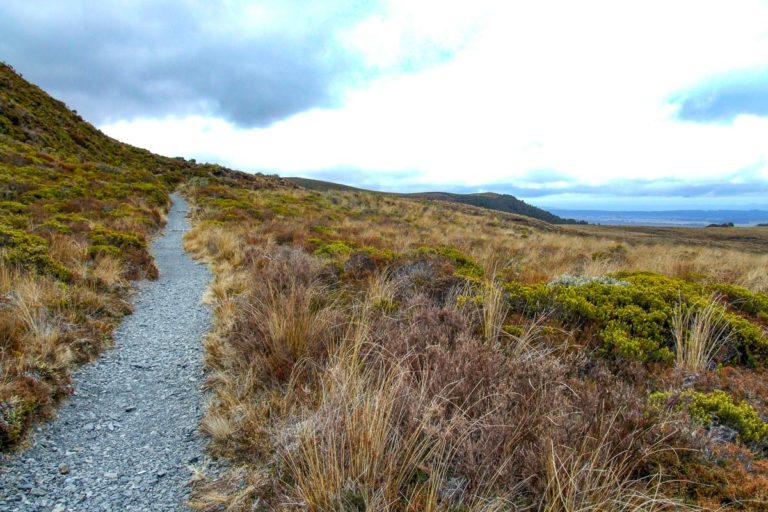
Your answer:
[4,60,768,510]
[182,182,768,510]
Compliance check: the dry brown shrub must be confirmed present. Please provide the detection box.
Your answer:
[229,246,344,383]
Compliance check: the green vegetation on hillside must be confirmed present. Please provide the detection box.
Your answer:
[0,62,281,448]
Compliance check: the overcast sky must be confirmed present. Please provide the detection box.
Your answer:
[3,0,768,210]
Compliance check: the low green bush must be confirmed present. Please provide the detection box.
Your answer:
[414,246,484,279]
[0,226,70,280]
[709,282,768,319]
[310,238,355,258]
[507,272,768,366]
[651,389,768,444]
[88,227,145,251]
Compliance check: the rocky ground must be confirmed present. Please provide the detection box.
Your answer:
[0,194,218,511]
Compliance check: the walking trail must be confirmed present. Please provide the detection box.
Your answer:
[0,194,216,511]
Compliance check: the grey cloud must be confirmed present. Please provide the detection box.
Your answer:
[673,69,768,123]
[477,166,768,199]
[298,168,427,192]
[302,164,768,200]
[0,1,379,127]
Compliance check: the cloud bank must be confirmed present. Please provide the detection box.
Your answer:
[3,0,768,209]
[0,1,381,126]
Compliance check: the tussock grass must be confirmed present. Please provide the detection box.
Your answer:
[541,418,689,512]
[482,276,509,345]
[673,295,734,373]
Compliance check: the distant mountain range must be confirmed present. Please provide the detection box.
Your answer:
[286,178,586,225]
[549,209,768,227]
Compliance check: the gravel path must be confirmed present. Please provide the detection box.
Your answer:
[0,194,215,511]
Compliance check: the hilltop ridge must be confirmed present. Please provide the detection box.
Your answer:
[287,177,585,224]
[0,62,282,190]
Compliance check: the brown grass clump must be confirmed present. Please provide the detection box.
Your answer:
[673,295,733,373]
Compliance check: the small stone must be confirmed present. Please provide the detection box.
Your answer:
[83,423,94,431]
[104,472,118,480]
[30,487,46,497]
[124,406,136,412]
[156,470,167,478]
[52,505,65,512]
[58,463,70,475]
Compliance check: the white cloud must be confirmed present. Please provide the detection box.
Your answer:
[101,0,768,207]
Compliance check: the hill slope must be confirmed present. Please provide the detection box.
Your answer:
[411,191,586,224]
[287,177,584,224]
[0,61,280,448]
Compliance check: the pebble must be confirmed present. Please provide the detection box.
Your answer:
[0,196,222,511]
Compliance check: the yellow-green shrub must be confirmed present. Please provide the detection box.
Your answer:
[651,389,768,444]
[507,272,768,366]
[0,226,71,280]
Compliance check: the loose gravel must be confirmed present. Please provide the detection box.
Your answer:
[0,194,217,511]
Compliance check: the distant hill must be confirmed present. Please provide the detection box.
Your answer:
[287,177,584,225]
[285,177,366,192]
[410,192,587,225]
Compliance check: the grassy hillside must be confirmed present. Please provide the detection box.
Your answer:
[411,191,587,224]
[287,176,585,225]
[0,62,281,448]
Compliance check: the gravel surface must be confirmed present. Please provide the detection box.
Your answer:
[0,194,216,511]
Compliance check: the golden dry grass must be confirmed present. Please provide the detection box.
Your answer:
[673,295,734,373]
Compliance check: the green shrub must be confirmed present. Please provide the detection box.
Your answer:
[0,200,27,214]
[507,272,768,366]
[131,182,168,207]
[651,389,768,444]
[309,224,336,236]
[0,226,70,280]
[310,238,355,258]
[359,246,397,263]
[88,244,122,258]
[88,227,145,251]
[709,282,768,318]
[36,219,71,234]
[414,246,484,279]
